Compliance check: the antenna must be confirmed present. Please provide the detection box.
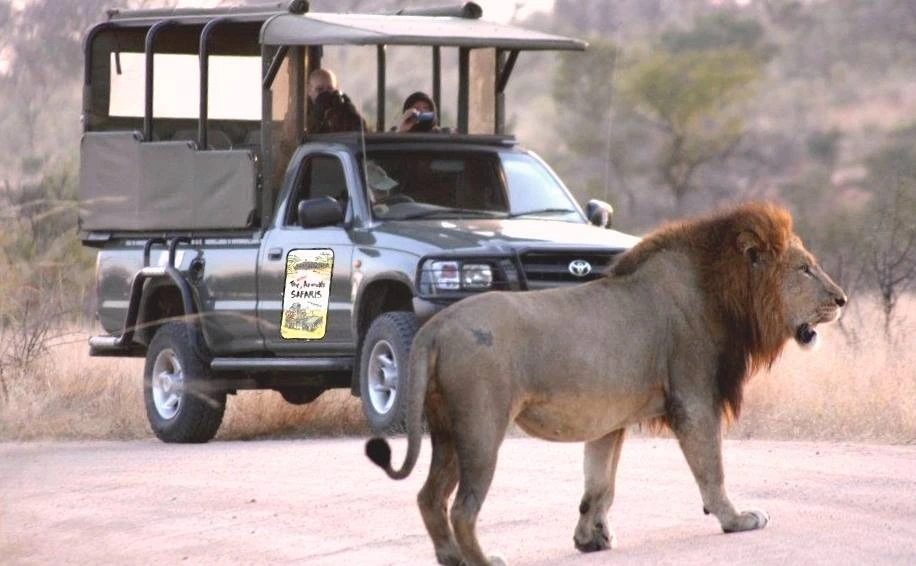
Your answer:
[604,42,620,205]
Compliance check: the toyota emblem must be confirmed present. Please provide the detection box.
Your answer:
[568,259,592,277]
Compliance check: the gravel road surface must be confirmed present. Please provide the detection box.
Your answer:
[2,437,914,565]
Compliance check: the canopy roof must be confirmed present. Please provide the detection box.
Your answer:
[101,5,586,52]
[260,12,586,51]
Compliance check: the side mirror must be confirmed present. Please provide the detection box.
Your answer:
[585,199,613,228]
[298,196,344,228]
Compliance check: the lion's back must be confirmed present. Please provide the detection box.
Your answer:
[421,279,680,385]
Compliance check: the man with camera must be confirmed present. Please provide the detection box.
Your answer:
[307,68,368,133]
[308,68,338,103]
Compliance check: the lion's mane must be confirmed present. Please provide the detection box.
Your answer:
[611,202,794,420]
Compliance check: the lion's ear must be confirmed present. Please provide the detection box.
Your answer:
[737,230,763,265]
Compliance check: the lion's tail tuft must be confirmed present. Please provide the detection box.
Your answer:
[365,437,392,471]
[365,326,437,481]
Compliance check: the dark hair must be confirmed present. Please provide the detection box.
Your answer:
[402,91,436,114]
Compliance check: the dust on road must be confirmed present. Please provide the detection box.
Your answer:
[1,437,914,565]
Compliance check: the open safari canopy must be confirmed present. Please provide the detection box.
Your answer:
[79,1,586,234]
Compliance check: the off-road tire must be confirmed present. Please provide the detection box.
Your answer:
[144,322,226,443]
[359,311,417,434]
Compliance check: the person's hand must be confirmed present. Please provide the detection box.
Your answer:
[397,109,419,132]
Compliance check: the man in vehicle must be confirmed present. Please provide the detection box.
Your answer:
[308,68,337,103]
[307,68,368,133]
[396,91,441,133]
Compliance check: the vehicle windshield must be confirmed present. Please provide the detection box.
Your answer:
[361,150,583,222]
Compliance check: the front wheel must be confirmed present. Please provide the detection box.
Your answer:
[359,311,417,433]
[144,322,226,443]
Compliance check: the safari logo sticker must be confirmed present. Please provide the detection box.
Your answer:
[281,249,334,340]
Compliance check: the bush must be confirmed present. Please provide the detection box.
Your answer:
[0,164,94,399]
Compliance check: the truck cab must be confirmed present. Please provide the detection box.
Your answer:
[80,2,638,442]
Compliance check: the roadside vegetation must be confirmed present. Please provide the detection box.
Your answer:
[1,0,914,443]
[0,297,912,442]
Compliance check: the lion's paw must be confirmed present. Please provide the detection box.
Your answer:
[574,521,616,553]
[723,509,769,533]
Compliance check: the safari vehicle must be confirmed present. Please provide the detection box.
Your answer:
[79,1,639,442]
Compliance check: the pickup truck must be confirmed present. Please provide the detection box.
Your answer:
[79,3,639,442]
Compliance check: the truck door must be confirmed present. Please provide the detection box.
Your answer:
[257,151,356,355]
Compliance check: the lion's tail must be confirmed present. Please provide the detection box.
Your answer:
[365,326,437,480]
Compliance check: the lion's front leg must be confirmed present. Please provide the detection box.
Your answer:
[574,428,626,552]
[669,401,769,533]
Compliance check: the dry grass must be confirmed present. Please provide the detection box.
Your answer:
[0,338,368,442]
[0,342,148,441]
[0,296,912,444]
[730,296,916,444]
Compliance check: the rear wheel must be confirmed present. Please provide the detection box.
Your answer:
[359,311,417,433]
[144,322,226,443]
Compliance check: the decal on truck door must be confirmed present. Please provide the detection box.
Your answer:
[281,249,334,340]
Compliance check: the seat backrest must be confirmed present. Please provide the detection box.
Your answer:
[173,128,233,149]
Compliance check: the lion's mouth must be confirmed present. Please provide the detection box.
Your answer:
[820,306,842,324]
[795,304,843,349]
[795,323,818,346]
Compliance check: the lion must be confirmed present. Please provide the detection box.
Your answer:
[366,202,847,566]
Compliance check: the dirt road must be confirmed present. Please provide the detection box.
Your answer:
[1,436,914,565]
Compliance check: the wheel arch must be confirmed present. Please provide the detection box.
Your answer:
[136,279,201,346]
[351,274,415,394]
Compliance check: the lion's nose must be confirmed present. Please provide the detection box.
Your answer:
[835,295,847,308]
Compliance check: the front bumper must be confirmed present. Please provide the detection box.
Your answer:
[412,296,449,325]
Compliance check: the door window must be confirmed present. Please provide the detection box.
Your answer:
[286,154,349,225]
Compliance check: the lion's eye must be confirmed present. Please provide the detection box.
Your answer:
[799,264,812,276]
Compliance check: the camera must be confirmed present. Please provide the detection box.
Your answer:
[416,111,435,123]
[315,90,346,113]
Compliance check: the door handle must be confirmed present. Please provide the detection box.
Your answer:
[268,247,283,260]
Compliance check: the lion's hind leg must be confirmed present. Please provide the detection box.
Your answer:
[448,404,511,566]
[418,397,463,565]
[574,428,625,553]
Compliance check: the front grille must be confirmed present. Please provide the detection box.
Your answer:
[520,250,620,290]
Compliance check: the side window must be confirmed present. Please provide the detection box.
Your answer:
[286,154,349,226]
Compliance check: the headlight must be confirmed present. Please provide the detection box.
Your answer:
[422,260,493,293]
[430,260,460,291]
[461,264,493,289]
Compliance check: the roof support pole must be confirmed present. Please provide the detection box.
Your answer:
[292,46,305,137]
[495,49,518,135]
[261,44,275,225]
[199,16,232,149]
[495,49,505,134]
[376,45,387,132]
[457,47,469,133]
[432,46,441,117]
[82,21,119,133]
[263,45,289,89]
[143,19,176,142]
[306,45,322,129]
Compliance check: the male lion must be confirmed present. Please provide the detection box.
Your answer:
[366,202,846,566]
